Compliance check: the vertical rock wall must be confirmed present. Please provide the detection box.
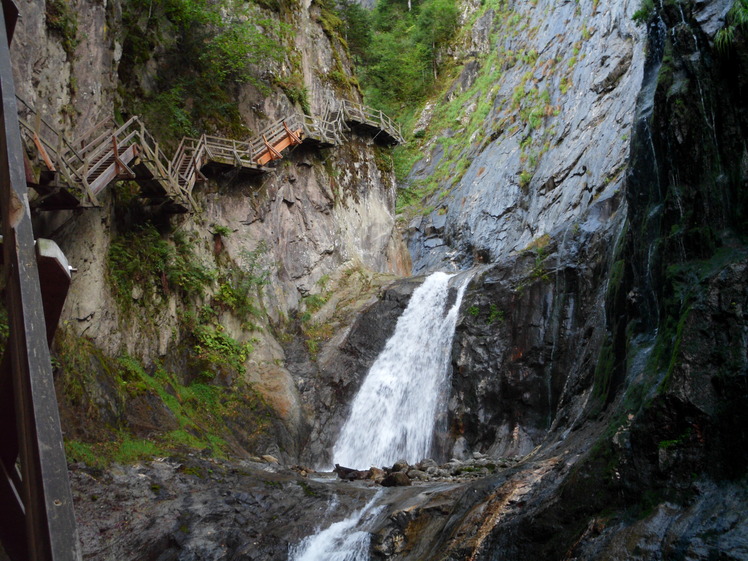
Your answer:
[358,0,748,557]
[10,0,410,462]
[407,0,645,272]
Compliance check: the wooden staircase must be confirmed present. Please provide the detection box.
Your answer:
[18,94,403,213]
[18,101,192,213]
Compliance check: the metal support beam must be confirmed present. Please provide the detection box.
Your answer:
[0,0,82,558]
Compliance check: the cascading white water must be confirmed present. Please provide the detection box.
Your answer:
[332,271,471,470]
[288,492,384,561]
[290,272,470,561]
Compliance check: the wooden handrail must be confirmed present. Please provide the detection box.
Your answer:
[16,93,401,213]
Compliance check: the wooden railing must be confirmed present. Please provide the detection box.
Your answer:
[17,95,403,211]
[340,99,404,144]
[15,96,88,192]
[301,102,347,146]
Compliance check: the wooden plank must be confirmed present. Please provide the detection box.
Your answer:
[0,3,81,559]
[32,132,55,171]
[88,143,137,196]
[256,127,303,165]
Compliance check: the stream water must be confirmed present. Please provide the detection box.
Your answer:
[289,271,472,560]
[288,492,384,561]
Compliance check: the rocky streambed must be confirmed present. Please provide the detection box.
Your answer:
[68,451,525,560]
[334,453,521,486]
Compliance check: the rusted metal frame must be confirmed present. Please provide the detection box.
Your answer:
[0,2,81,558]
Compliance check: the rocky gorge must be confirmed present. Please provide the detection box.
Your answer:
[1,0,747,557]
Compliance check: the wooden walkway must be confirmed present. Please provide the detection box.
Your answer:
[19,95,402,212]
[340,100,404,145]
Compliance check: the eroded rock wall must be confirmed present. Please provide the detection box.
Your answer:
[407,0,645,272]
[360,0,748,557]
[11,0,410,463]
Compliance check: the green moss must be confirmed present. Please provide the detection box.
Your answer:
[632,0,654,24]
[592,340,616,406]
[487,304,505,324]
[57,334,272,467]
[274,71,311,115]
[519,169,533,190]
[45,0,78,58]
[607,259,625,302]
[296,480,318,496]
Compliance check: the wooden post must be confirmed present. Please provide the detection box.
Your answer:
[0,0,82,559]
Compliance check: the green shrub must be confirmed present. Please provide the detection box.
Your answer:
[121,0,287,141]
[632,0,654,24]
[107,224,216,311]
[45,0,78,58]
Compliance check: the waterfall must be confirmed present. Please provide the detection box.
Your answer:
[332,271,471,470]
[288,492,384,561]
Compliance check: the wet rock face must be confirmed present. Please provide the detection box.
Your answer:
[294,276,422,466]
[408,0,645,272]
[443,228,615,460]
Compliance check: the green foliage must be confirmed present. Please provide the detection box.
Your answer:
[213,242,270,324]
[121,0,287,143]
[192,324,254,376]
[487,304,505,324]
[519,169,533,189]
[631,0,654,24]
[314,0,345,39]
[274,71,311,114]
[341,0,460,111]
[211,224,233,237]
[61,347,273,467]
[465,303,504,324]
[45,0,79,58]
[64,428,203,468]
[143,86,199,140]
[337,0,373,64]
[715,0,748,52]
[200,17,282,84]
[64,440,104,467]
[108,224,216,312]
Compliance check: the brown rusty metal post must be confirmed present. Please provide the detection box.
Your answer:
[0,0,82,559]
